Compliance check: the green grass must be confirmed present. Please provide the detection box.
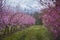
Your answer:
[2,25,54,40]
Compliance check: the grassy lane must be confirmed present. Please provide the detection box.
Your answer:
[2,25,54,40]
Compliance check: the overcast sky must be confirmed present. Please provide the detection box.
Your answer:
[3,0,55,13]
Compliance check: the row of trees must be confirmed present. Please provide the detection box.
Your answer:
[39,0,60,40]
[0,0,35,35]
[0,9,36,35]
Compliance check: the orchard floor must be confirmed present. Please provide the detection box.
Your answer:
[1,25,53,40]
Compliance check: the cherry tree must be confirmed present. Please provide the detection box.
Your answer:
[39,0,60,40]
[10,12,35,28]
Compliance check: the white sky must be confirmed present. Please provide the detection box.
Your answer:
[3,0,55,13]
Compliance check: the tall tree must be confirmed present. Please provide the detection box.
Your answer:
[39,0,60,40]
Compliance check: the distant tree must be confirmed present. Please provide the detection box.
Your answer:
[32,12,43,25]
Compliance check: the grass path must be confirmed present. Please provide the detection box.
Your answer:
[2,25,53,40]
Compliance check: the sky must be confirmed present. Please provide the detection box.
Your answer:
[3,0,55,13]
